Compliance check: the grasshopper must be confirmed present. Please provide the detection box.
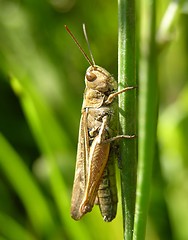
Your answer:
[65,25,135,222]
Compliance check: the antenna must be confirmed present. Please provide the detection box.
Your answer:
[65,25,95,66]
[82,24,95,66]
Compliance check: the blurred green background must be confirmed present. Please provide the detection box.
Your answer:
[0,0,188,239]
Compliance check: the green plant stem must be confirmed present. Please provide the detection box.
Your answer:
[0,134,55,237]
[133,0,157,239]
[118,0,137,239]
[156,0,186,48]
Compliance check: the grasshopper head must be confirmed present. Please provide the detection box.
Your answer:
[85,65,117,92]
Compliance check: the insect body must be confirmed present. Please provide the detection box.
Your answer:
[65,25,135,222]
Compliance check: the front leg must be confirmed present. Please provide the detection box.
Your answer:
[103,134,136,144]
[105,86,137,104]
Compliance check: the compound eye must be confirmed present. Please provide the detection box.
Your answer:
[86,72,97,81]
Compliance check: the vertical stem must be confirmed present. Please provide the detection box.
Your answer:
[133,0,157,239]
[118,0,137,239]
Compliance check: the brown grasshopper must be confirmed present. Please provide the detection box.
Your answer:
[65,25,135,222]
